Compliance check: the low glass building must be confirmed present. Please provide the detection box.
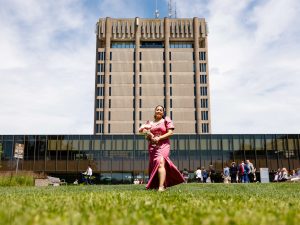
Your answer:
[0,134,299,183]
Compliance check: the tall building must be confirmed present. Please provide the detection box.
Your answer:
[94,17,211,134]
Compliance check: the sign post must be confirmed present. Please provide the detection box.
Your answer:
[14,143,24,173]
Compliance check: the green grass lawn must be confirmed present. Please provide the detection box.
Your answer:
[0,183,299,225]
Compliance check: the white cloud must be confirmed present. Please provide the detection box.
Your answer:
[1,0,300,134]
[174,0,300,133]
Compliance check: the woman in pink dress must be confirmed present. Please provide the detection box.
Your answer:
[140,105,184,191]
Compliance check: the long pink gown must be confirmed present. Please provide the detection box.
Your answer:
[146,116,185,189]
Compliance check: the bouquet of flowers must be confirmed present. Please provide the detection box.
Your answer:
[139,121,154,140]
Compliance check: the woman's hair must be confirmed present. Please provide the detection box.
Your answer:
[154,105,165,119]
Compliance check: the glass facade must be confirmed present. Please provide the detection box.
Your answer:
[1,134,299,183]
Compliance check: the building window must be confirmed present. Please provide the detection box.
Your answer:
[99,111,104,120]
[139,63,142,72]
[170,111,173,120]
[139,111,142,120]
[108,124,111,133]
[170,99,173,108]
[170,87,172,96]
[170,42,193,48]
[139,87,142,96]
[110,52,112,60]
[200,75,207,84]
[139,75,142,84]
[170,75,172,84]
[169,52,171,61]
[98,52,105,61]
[200,52,206,61]
[141,41,163,48]
[96,124,100,133]
[133,52,135,61]
[109,64,112,72]
[163,52,165,61]
[108,111,111,120]
[109,87,111,96]
[201,111,208,120]
[133,63,135,72]
[97,87,104,96]
[139,52,142,60]
[169,63,172,72]
[109,99,111,108]
[96,112,99,120]
[201,99,208,108]
[98,63,105,72]
[139,99,142,107]
[97,75,105,84]
[133,87,135,96]
[202,123,209,133]
[192,52,195,61]
[109,75,112,84]
[97,99,104,108]
[111,42,135,48]
[200,63,206,72]
[200,87,207,96]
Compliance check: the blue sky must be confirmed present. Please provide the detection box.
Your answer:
[0,0,300,134]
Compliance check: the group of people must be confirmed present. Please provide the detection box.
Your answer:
[273,168,300,182]
[192,160,257,184]
[223,160,256,183]
[194,165,217,183]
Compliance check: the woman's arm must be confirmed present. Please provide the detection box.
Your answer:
[153,129,173,143]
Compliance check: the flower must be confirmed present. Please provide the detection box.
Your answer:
[139,121,151,135]
[139,121,154,140]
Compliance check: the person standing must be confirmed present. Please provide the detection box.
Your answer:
[208,165,216,183]
[195,167,202,183]
[229,162,238,183]
[201,167,208,183]
[246,159,255,182]
[223,165,230,183]
[140,105,184,191]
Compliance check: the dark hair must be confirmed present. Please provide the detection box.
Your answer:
[154,105,165,119]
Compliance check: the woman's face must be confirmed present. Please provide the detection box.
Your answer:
[155,106,164,120]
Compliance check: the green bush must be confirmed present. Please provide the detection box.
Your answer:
[0,172,34,186]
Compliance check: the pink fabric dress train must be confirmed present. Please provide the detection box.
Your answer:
[146,117,184,189]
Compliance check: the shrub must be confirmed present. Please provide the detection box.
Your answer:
[0,171,36,186]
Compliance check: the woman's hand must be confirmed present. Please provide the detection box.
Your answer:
[152,136,160,144]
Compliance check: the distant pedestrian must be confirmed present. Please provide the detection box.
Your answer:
[230,162,238,183]
[223,165,230,183]
[195,167,202,183]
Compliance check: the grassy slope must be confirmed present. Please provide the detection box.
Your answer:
[0,183,299,225]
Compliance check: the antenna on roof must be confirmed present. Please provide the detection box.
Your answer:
[168,0,173,18]
[175,1,177,18]
[154,0,159,18]
[168,0,177,18]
